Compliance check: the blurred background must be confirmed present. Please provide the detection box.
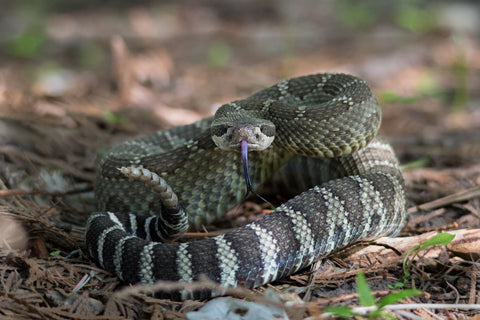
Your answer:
[0,0,478,156]
[0,0,479,317]
[0,1,477,112]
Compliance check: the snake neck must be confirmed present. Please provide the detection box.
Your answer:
[176,145,294,228]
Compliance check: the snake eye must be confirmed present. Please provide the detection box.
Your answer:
[211,125,228,137]
[259,124,275,137]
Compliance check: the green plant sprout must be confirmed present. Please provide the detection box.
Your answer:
[396,232,455,288]
[325,271,421,319]
[400,156,431,170]
[49,250,61,256]
[103,111,127,125]
[325,233,454,318]
[207,41,231,67]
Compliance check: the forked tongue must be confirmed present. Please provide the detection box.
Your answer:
[241,139,270,204]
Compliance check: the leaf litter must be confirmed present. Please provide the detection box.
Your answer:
[0,1,480,319]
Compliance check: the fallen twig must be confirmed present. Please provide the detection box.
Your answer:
[408,185,480,214]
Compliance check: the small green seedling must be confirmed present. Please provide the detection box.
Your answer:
[325,271,421,319]
[103,111,127,125]
[400,156,430,170]
[396,232,455,288]
[49,250,61,256]
[381,91,419,104]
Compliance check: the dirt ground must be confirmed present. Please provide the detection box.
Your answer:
[0,1,479,319]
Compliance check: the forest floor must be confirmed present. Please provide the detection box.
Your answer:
[0,1,479,319]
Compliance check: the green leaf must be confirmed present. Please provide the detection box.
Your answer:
[336,0,378,29]
[103,111,127,125]
[324,306,356,317]
[6,32,45,58]
[207,41,231,67]
[49,250,61,256]
[417,233,455,249]
[377,289,422,309]
[401,156,430,170]
[395,4,436,32]
[387,282,405,290]
[452,40,469,112]
[402,233,455,283]
[357,271,375,306]
[381,91,419,104]
[403,233,455,270]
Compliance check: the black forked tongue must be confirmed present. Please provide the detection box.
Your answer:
[241,140,271,205]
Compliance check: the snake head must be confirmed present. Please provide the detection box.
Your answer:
[211,111,275,151]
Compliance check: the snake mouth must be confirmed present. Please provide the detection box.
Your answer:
[212,127,274,151]
[219,140,272,152]
[234,141,263,151]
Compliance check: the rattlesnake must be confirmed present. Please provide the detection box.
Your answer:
[85,73,406,299]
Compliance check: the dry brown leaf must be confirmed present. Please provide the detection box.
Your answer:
[447,229,480,260]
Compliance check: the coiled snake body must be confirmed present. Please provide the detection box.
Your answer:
[85,73,406,298]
